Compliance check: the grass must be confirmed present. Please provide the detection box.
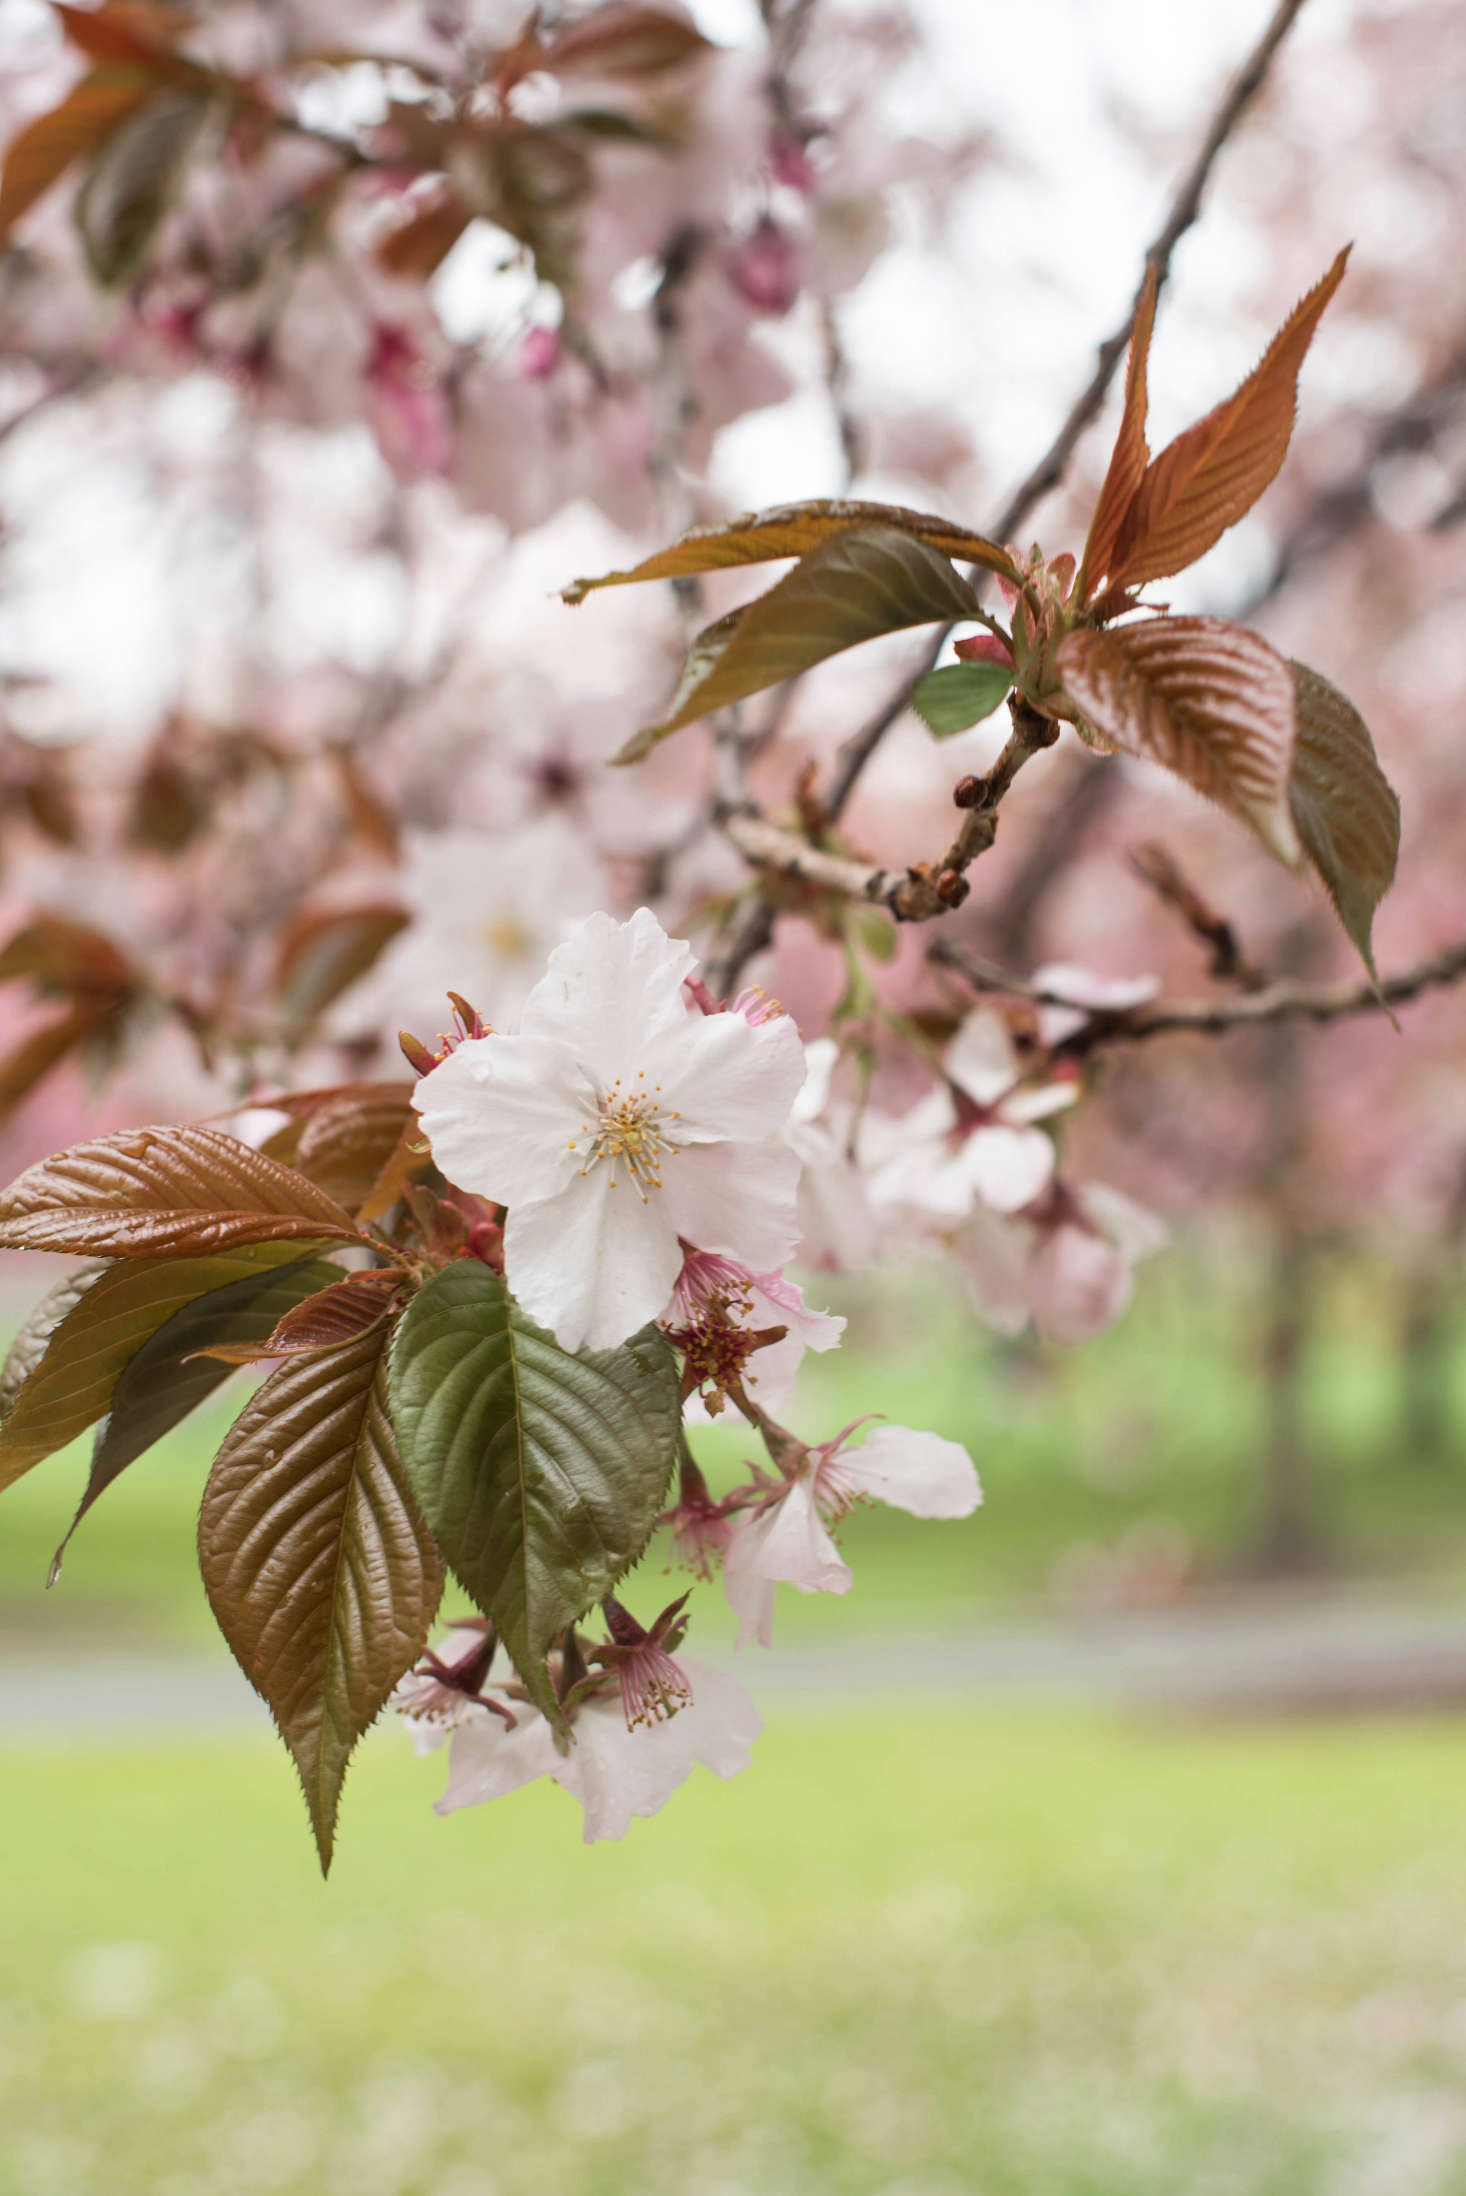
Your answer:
[6,1708,1466,2194]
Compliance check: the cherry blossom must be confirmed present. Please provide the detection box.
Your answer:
[413,1654,761,1844]
[873,1007,1076,1224]
[1030,963,1162,1048]
[951,1179,1169,1345]
[722,1421,981,1648]
[414,908,805,1350]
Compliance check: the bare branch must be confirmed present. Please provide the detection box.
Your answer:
[929,934,1466,1045]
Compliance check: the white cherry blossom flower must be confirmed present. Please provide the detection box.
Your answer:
[429,1660,761,1843]
[414,908,806,1351]
[784,1039,880,1271]
[871,1008,1076,1224]
[723,1421,981,1647]
[951,1179,1168,1343]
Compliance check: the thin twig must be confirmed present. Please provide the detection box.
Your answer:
[821,0,1311,826]
[1128,842,1267,989]
[929,934,1466,1045]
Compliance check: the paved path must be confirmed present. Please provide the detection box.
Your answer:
[5,1592,1466,1733]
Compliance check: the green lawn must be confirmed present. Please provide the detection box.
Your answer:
[5,1708,1466,2194]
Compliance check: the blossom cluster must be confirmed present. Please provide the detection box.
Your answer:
[392,905,1156,1841]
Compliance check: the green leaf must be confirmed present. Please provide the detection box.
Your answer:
[1288,660,1400,981]
[0,1262,109,1423]
[75,87,208,286]
[0,1122,362,1257]
[0,1243,320,1498]
[911,661,1014,737]
[51,1254,345,1581]
[388,1262,681,1729]
[200,1320,444,1873]
[615,525,983,764]
[562,498,1018,604]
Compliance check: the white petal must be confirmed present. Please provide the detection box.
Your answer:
[791,1038,838,1123]
[723,1482,851,1650]
[678,1659,762,1778]
[414,1034,590,1205]
[951,1205,1033,1335]
[720,1540,779,1649]
[944,1010,1019,1108]
[1077,1181,1169,1263]
[517,908,696,1081]
[1032,962,1160,1009]
[649,1008,806,1143]
[1001,1081,1079,1127]
[1027,1222,1132,1344]
[504,1169,684,1352]
[662,1139,801,1273]
[962,1124,1054,1214]
[434,1706,559,1813]
[552,1695,700,1843]
[835,1425,981,1518]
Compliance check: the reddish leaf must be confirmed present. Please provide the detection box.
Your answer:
[199,1268,406,1363]
[275,902,410,1030]
[52,2,209,83]
[1059,616,1300,865]
[1080,265,1156,602]
[0,999,119,1127]
[615,524,985,762]
[0,913,134,995]
[375,193,471,278]
[331,748,400,860]
[200,1321,445,1870]
[0,1244,318,1495]
[563,498,1019,604]
[0,65,156,240]
[545,3,710,78]
[267,1083,419,1215]
[0,1124,362,1257]
[53,1254,345,1578]
[1289,660,1400,979]
[0,1262,107,1425]
[1109,250,1350,588]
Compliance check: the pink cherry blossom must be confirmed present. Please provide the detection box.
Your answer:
[414,908,806,1350]
[722,1421,981,1647]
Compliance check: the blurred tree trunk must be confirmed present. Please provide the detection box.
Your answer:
[1398,1157,1466,1466]
[1251,930,1326,1576]
[1256,1224,1321,1571]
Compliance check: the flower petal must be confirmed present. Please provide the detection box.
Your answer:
[517,907,696,1082]
[834,1425,981,1518]
[944,1010,1020,1108]
[415,1034,591,1205]
[648,1008,806,1143]
[1078,1181,1169,1262]
[662,1139,802,1274]
[962,1124,1055,1213]
[434,1705,559,1813]
[723,1480,851,1646]
[552,1693,701,1842]
[1027,1222,1132,1344]
[504,1167,684,1351]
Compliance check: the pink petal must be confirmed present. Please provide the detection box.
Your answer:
[662,1139,802,1275]
[415,1034,590,1206]
[833,1425,981,1518]
[504,1169,685,1351]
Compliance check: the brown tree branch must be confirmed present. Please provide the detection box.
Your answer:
[929,935,1466,1045]
[820,0,1312,828]
[721,697,1059,925]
